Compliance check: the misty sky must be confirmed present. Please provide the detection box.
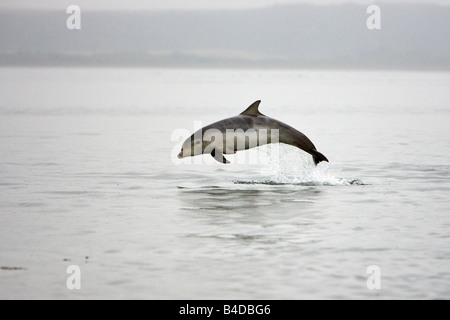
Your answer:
[1,0,449,11]
[1,0,449,69]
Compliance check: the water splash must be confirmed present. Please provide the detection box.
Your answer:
[235,145,365,186]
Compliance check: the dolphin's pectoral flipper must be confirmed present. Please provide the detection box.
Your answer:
[211,149,230,164]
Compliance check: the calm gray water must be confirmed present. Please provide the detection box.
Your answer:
[0,68,449,299]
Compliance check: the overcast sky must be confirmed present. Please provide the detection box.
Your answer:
[1,0,449,11]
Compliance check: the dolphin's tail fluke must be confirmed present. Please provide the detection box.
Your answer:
[310,149,329,165]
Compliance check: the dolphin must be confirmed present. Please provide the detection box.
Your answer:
[178,100,328,165]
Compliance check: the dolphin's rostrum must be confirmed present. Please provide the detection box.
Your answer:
[178,100,328,165]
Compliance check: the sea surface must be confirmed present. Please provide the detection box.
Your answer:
[0,67,449,299]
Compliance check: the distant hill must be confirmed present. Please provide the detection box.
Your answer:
[0,4,449,70]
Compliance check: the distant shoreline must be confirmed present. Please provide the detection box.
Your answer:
[1,53,449,72]
[1,4,449,72]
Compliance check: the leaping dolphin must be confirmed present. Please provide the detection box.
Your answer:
[178,100,328,165]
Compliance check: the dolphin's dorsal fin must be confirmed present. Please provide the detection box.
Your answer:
[240,100,263,117]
